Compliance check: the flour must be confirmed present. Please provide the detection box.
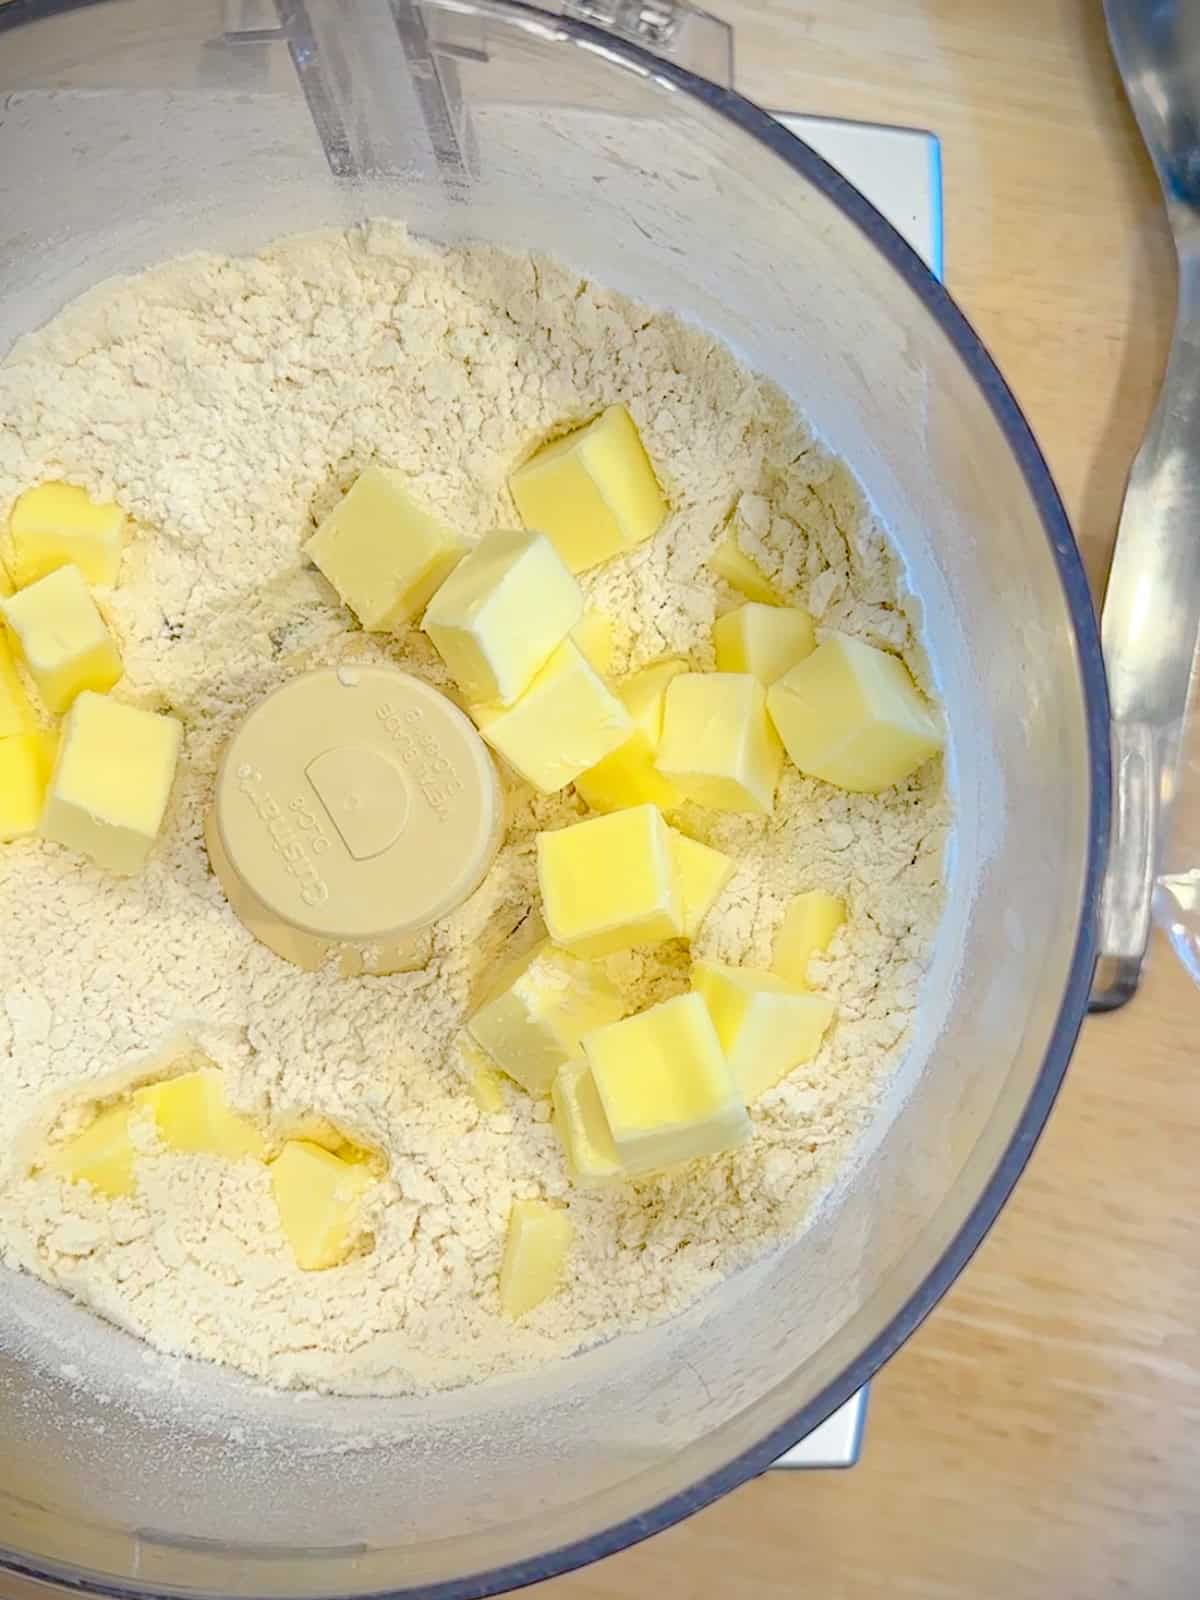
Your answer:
[0,225,948,1395]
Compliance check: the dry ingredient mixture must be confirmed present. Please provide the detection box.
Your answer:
[0,225,948,1395]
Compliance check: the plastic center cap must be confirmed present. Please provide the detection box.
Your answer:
[207,665,503,966]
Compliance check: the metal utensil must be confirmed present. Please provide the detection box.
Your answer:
[1092,0,1200,1009]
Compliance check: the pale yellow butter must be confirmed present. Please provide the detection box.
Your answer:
[656,672,782,814]
[7,482,125,588]
[708,533,781,605]
[45,1103,136,1198]
[509,404,667,573]
[0,635,33,739]
[499,1197,573,1318]
[473,639,631,793]
[135,1067,266,1161]
[42,691,182,875]
[551,1059,622,1184]
[574,656,686,813]
[472,1062,507,1115]
[0,558,12,599]
[767,632,943,792]
[692,960,835,1102]
[270,1139,375,1270]
[772,891,846,987]
[305,466,464,630]
[0,731,55,841]
[467,939,624,1096]
[2,565,122,714]
[713,602,815,684]
[581,992,750,1177]
[571,610,618,675]
[423,528,583,704]
[668,828,735,939]
[537,803,682,958]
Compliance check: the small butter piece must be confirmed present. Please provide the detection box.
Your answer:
[42,691,182,875]
[668,828,735,939]
[767,632,942,792]
[582,993,750,1177]
[472,1062,507,1114]
[467,940,624,1096]
[571,610,618,675]
[305,466,464,630]
[8,482,125,588]
[473,639,632,793]
[45,1103,136,1198]
[574,657,686,813]
[657,672,782,814]
[134,1067,266,1161]
[708,533,781,605]
[538,803,682,958]
[552,1059,622,1184]
[713,602,815,684]
[0,635,34,737]
[423,528,583,704]
[270,1140,375,1270]
[0,559,12,599]
[693,960,835,1102]
[510,404,667,573]
[0,730,56,841]
[773,891,847,987]
[2,565,123,714]
[499,1197,573,1318]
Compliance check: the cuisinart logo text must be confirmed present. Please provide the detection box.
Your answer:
[235,763,331,908]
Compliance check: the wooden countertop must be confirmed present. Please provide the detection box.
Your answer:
[546,4,1200,1597]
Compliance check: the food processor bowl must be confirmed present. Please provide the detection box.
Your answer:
[0,2,1108,1595]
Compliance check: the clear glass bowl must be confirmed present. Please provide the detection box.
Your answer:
[0,3,1108,1595]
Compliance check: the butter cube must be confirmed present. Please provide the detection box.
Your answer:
[2,565,122,714]
[270,1140,375,1270]
[552,1059,622,1184]
[472,1062,507,1114]
[773,891,846,987]
[0,731,55,841]
[468,940,624,1096]
[693,961,835,1102]
[423,529,582,704]
[537,803,682,958]
[582,993,750,1177]
[42,692,182,875]
[668,828,735,939]
[499,1197,573,1318]
[708,533,781,605]
[656,672,782,814]
[45,1103,136,1198]
[7,482,125,588]
[714,602,815,684]
[305,466,464,630]
[473,639,631,793]
[509,404,667,573]
[767,632,942,792]
[0,635,34,738]
[571,610,617,675]
[134,1068,266,1161]
[574,657,686,813]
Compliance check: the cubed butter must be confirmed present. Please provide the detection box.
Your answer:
[692,960,835,1102]
[0,730,55,841]
[509,404,667,573]
[571,610,617,675]
[772,890,847,987]
[472,639,631,793]
[472,1062,507,1114]
[270,1140,375,1270]
[656,672,782,814]
[423,528,582,704]
[708,532,782,605]
[2,565,123,714]
[44,1103,136,1198]
[767,632,943,792]
[41,691,182,875]
[305,466,464,630]
[574,657,686,813]
[0,635,34,738]
[581,993,750,1177]
[537,803,682,958]
[552,1059,622,1184]
[668,828,735,939]
[499,1197,573,1318]
[713,602,815,684]
[134,1067,266,1161]
[467,940,624,1096]
[7,482,125,588]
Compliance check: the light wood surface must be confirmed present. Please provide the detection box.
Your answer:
[543,4,1200,1598]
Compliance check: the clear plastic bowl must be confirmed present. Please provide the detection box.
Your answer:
[0,3,1108,1596]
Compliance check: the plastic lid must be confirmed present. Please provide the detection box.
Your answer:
[209,666,503,957]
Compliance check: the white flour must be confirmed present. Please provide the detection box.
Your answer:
[0,225,947,1395]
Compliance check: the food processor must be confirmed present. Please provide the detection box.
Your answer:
[0,1,1108,1595]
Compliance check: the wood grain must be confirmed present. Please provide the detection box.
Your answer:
[540,4,1200,1598]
